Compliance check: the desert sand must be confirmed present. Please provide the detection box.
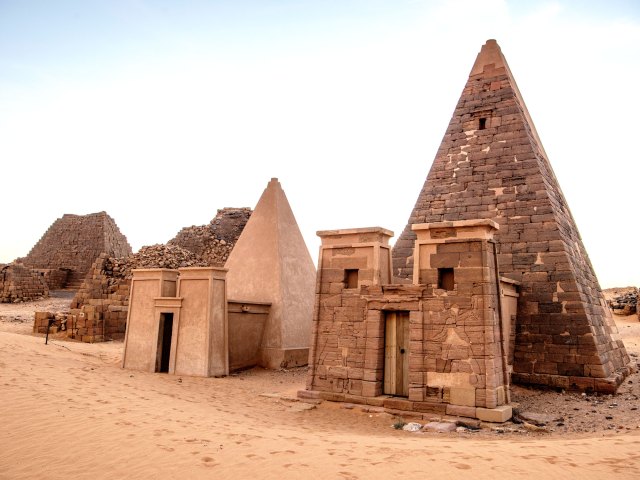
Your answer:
[1,296,640,479]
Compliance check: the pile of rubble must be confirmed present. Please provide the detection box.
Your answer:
[608,287,638,316]
[169,207,251,266]
[111,244,209,276]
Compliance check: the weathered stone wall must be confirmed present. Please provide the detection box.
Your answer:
[21,211,131,288]
[306,223,510,421]
[391,40,630,392]
[1,264,49,303]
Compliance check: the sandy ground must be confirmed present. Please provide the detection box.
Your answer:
[1,295,640,479]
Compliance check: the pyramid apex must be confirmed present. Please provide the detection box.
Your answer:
[470,39,505,76]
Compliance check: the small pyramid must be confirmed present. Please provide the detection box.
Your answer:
[392,40,630,391]
[22,211,131,288]
[225,178,316,369]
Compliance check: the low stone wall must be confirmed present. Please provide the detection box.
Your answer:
[1,264,49,303]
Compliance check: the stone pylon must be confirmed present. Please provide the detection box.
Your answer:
[392,40,630,392]
[225,178,316,369]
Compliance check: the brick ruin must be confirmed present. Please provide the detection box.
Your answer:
[34,209,251,342]
[1,263,49,303]
[391,40,630,393]
[20,211,132,289]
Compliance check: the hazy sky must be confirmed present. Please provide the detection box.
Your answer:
[1,0,638,288]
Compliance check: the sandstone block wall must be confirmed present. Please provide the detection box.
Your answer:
[1,264,49,303]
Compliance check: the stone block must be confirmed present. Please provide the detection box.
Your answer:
[446,404,477,418]
[449,387,476,407]
[475,405,512,423]
[361,381,380,397]
[383,397,413,411]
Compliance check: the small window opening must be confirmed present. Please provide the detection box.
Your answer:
[478,117,487,130]
[345,269,359,289]
[438,268,455,291]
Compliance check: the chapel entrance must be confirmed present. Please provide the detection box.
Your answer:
[384,311,409,396]
[156,313,174,373]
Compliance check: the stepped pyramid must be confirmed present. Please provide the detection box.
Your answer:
[392,40,630,392]
[225,178,316,369]
[22,211,132,288]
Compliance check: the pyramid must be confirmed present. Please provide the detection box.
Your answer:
[225,178,316,369]
[22,211,131,288]
[392,40,630,392]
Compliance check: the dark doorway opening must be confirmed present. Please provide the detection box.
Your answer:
[156,313,174,373]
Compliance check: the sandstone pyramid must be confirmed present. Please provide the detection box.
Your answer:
[22,211,131,289]
[225,178,316,369]
[392,40,630,392]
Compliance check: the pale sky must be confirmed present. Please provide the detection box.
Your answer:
[1,0,638,288]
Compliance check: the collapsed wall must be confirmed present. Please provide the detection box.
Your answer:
[20,211,131,289]
[1,264,49,303]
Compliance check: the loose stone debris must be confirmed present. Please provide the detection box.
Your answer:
[607,287,638,316]
[169,207,251,266]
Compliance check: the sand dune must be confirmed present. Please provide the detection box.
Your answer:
[1,328,640,479]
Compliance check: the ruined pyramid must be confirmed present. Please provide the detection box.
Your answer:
[22,211,131,289]
[225,178,316,369]
[392,40,630,392]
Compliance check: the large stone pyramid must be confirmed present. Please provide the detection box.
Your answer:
[392,40,630,392]
[225,178,316,369]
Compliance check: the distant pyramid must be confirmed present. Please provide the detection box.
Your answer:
[225,178,316,369]
[22,211,131,288]
[392,40,630,392]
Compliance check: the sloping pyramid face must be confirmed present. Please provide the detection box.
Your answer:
[392,40,630,391]
[23,211,132,286]
[225,178,316,369]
